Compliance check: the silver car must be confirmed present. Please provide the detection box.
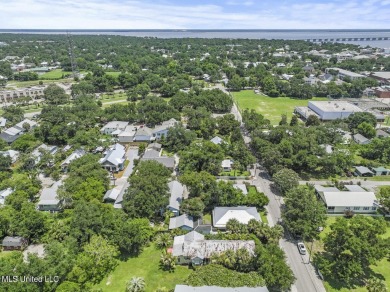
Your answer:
[297,242,307,255]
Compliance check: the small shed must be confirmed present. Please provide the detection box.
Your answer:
[355,166,374,177]
[2,236,28,251]
[371,167,390,176]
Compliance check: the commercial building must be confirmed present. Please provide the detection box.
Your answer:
[306,101,362,120]
[325,68,365,81]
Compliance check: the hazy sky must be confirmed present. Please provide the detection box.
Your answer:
[0,0,389,29]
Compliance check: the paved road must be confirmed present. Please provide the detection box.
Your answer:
[218,84,327,292]
[253,167,326,292]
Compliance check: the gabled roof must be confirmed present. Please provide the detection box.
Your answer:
[100,121,128,131]
[322,191,377,207]
[2,236,26,247]
[353,134,370,144]
[168,180,184,211]
[372,166,390,172]
[0,132,20,143]
[153,118,178,133]
[169,214,195,229]
[212,207,261,228]
[14,119,37,130]
[344,185,365,192]
[38,181,62,206]
[143,149,160,159]
[103,188,121,201]
[61,149,86,166]
[314,185,340,194]
[148,142,162,151]
[99,143,125,166]
[133,127,153,140]
[376,129,390,138]
[355,166,374,175]
[141,157,175,169]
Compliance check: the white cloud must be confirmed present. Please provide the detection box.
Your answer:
[0,0,388,29]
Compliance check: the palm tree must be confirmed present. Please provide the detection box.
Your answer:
[159,252,176,272]
[126,277,145,292]
[155,233,173,250]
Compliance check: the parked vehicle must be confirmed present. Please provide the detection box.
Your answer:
[297,242,307,255]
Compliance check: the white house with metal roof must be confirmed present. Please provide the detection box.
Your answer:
[99,143,126,172]
[60,149,86,172]
[100,121,128,135]
[0,188,13,205]
[320,191,378,214]
[169,214,197,230]
[212,207,261,229]
[37,181,62,212]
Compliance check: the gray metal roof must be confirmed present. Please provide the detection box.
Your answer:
[2,236,26,247]
[168,180,184,211]
[169,214,195,229]
[353,134,370,144]
[143,149,160,158]
[140,157,175,169]
[38,181,62,206]
[355,166,374,175]
[212,207,261,228]
[103,188,121,201]
[344,185,365,192]
[210,136,224,145]
[175,285,268,292]
[99,143,125,166]
[322,191,377,207]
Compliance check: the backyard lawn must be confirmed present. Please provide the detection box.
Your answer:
[311,217,390,292]
[232,90,328,125]
[94,244,192,292]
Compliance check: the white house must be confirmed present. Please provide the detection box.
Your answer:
[152,118,178,140]
[37,181,62,212]
[221,159,233,172]
[99,143,126,172]
[100,121,129,135]
[212,207,261,229]
[169,214,197,231]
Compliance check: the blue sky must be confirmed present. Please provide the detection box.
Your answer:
[0,0,389,29]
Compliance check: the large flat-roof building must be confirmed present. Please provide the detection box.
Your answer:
[326,68,365,81]
[308,101,362,120]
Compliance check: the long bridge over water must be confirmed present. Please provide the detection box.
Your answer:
[306,37,389,42]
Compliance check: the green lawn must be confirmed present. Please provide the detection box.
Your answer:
[315,217,390,292]
[40,69,72,80]
[7,79,73,88]
[232,90,328,125]
[94,244,192,292]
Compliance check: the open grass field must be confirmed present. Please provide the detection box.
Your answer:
[94,244,192,292]
[232,90,328,125]
[7,79,73,88]
[40,69,72,80]
[312,217,390,292]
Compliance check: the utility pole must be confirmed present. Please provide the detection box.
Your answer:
[66,32,79,79]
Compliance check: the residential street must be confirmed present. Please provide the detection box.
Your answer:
[223,88,327,292]
[253,167,326,292]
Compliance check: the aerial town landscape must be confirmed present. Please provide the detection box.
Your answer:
[1,2,390,292]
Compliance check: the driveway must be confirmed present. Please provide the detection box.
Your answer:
[110,147,138,208]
